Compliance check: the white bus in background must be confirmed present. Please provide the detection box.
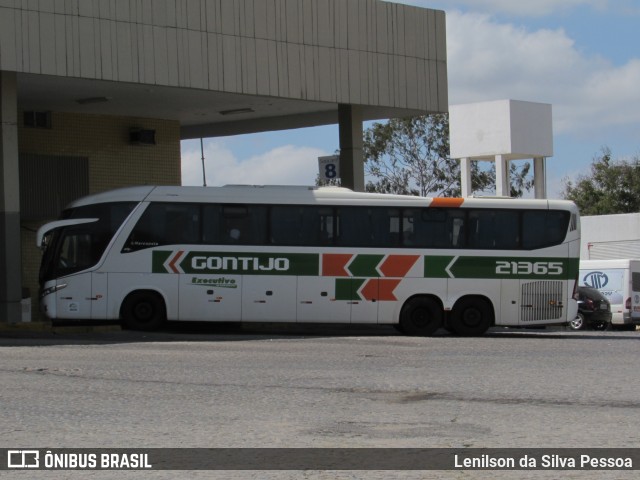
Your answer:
[579,259,640,330]
[37,185,581,336]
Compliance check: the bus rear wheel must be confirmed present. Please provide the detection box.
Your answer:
[121,291,166,331]
[399,297,443,336]
[449,297,493,336]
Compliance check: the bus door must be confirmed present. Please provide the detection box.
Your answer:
[51,226,100,320]
[90,271,108,319]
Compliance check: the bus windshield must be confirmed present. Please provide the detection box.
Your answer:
[39,202,137,285]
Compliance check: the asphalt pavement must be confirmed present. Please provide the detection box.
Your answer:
[1,324,638,479]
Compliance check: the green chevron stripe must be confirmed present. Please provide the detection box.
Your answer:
[347,254,384,277]
[424,255,579,280]
[335,278,366,301]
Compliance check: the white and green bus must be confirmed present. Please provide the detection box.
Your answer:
[37,185,581,336]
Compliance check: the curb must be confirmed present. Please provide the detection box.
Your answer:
[0,322,122,334]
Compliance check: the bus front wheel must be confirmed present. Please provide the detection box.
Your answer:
[399,297,443,336]
[121,291,166,331]
[449,297,493,336]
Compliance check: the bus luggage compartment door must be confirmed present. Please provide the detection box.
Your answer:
[297,277,351,323]
[242,276,297,322]
[179,274,242,321]
[500,279,520,326]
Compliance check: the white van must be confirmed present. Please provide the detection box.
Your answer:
[579,259,640,330]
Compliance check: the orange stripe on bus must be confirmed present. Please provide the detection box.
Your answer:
[360,278,402,301]
[379,255,420,277]
[430,197,464,208]
[322,254,352,277]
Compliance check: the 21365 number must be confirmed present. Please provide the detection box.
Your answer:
[495,261,563,276]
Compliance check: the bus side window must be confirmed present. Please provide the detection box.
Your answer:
[123,204,162,252]
[522,210,569,249]
[317,208,335,245]
[220,205,267,245]
[165,206,200,245]
[450,215,465,248]
[467,210,518,249]
[123,203,199,252]
[202,205,222,245]
[270,206,302,245]
[413,208,450,248]
[335,207,397,247]
[402,210,418,246]
[375,208,400,247]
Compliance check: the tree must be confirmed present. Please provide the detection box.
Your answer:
[561,147,640,215]
[363,114,533,197]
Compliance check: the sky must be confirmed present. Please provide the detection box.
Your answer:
[180,0,640,199]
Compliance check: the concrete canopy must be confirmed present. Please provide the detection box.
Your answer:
[6,0,448,139]
[16,71,432,139]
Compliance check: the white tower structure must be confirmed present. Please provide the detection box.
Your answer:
[450,100,553,198]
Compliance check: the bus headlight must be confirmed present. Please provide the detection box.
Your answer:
[40,283,67,298]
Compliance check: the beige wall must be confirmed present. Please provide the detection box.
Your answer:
[19,111,181,320]
[19,111,181,192]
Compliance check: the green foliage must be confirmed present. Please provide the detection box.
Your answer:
[363,114,533,197]
[562,147,640,215]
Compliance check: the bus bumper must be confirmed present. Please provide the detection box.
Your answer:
[39,281,60,319]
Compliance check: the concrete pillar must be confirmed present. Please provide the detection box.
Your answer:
[460,157,472,197]
[495,154,510,197]
[0,71,22,323]
[338,104,364,192]
[534,156,547,199]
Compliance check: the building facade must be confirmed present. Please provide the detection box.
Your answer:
[1,0,448,322]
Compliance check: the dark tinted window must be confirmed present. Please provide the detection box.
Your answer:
[270,206,335,246]
[218,205,267,245]
[403,208,466,248]
[63,202,137,234]
[40,202,137,283]
[118,202,571,251]
[123,203,200,252]
[468,210,520,249]
[522,210,569,249]
[202,204,223,245]
[336,207,401,247]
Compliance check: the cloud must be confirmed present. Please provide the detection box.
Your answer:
[446,11,640,136]
[445,0,608,17]
[399,0,610,17]
[181,140,327,187]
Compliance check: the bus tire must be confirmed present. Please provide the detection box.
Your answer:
[449,297,493,336]
[399,297,443,336]
[121,291,166,331]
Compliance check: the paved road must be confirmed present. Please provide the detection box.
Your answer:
[1,325,638,479]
